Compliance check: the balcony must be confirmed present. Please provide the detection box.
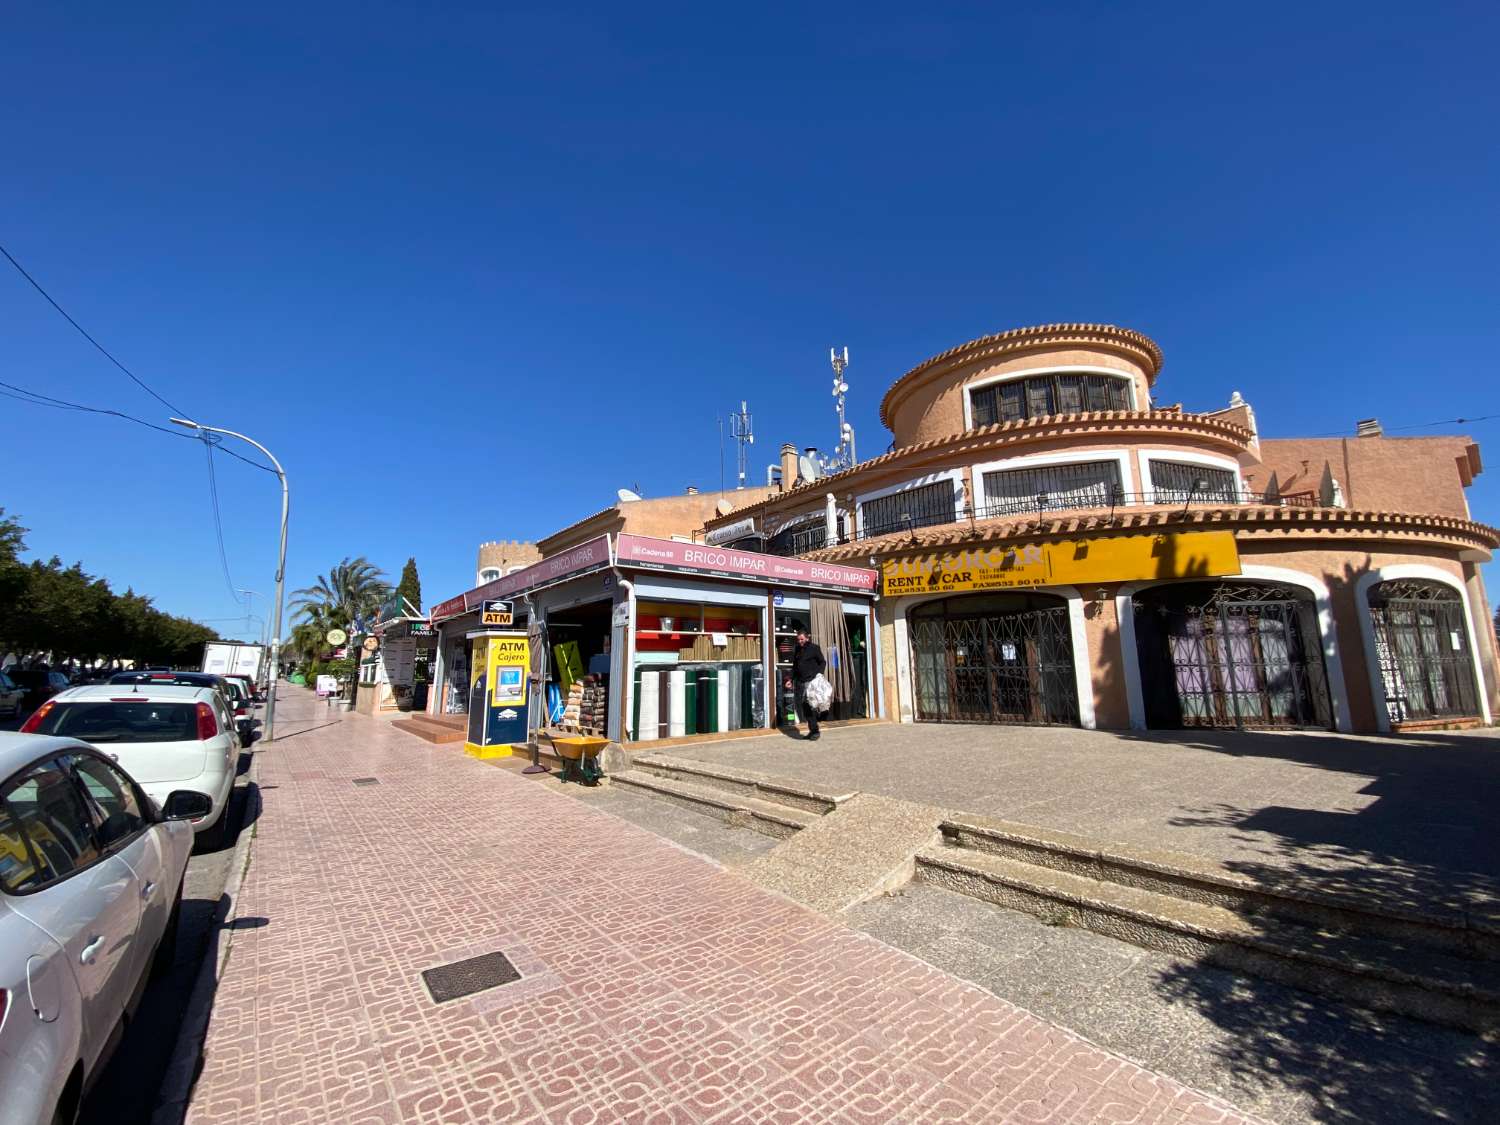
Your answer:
[760,488,1314,557]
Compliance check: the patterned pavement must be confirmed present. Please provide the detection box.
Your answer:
[185,691,1263,1124]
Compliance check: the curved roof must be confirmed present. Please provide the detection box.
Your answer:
[880,323,1165,429]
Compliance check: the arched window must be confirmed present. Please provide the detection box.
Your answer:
[478,568,501,583]
[970,371,1132,426]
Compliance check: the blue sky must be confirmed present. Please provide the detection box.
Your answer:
[3,3,1498,640]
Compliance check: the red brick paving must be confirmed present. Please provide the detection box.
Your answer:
[185,697,1262,1124]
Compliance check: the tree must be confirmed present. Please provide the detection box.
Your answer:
[396,557,422,616]
[289,556,392,632]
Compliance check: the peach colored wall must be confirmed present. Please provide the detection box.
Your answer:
[890,347,1151,449]
[541,488,779,554]
[1252,436,1478,518]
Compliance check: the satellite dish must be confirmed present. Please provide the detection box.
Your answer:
[798,454,821,482]
[617,488,642,502]
[715,498,734,516]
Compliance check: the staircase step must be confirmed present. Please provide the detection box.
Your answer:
[940,814,1500,962]
[391,717,467,744]
[917,845,1500,1035]
[631,753,854,815]
[611,770,820,839]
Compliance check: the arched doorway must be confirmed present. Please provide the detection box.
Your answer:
[1366,579,1480,724]
[1133,582,1332,729]
[908,592,1079,725]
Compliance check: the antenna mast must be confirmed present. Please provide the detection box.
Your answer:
[729,401,754,489]
[828,346,856,471]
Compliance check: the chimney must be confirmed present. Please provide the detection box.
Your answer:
[685,485,698,495]
[1356,418,1383,438]
[779,443,799,492]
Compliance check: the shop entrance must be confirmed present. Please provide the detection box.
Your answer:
[1366,579,1479,724]
[543,599,615,738]
[909,593,1079,725]
[1133,582,1331,729]
[440,633,469,715]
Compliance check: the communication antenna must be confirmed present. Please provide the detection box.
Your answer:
[617,487,643,502]
[821,346,856,474]
[729,400,754,490]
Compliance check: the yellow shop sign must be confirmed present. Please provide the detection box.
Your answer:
[882,531,1240,597]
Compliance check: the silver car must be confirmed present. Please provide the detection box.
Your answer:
[0,732,208,1125]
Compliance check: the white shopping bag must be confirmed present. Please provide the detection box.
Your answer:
[803,672,834,714]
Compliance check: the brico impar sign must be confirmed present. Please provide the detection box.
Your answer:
[882,531,1240,597]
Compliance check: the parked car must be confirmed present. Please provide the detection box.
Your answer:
[21,685,240,843]
[5,669,71,715]
[217,678,256,741]
[223,673,261,704]
[0,671,25,719]
[0,730,209,1125]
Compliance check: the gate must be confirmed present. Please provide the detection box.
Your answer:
[1134,583,1330,729]
[1367,580,1479,724]
[910,596,1079,725]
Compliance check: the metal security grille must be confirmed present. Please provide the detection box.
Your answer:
[421,951,521,1003]
[1148,461,1239,505]
[910,599,1079,725]
[981,461,1124,518]
[1134,584,1330,729]
[1367,580,1478,723]
[861,481,956,539]
[971,372,1131,426]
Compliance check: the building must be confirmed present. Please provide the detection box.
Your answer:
[423,486,879,750]
[699,323,1499,734]
[476,540,541,585]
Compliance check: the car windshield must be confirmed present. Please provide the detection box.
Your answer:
[30,701,201,744]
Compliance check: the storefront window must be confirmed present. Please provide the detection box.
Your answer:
[632,599,765,740]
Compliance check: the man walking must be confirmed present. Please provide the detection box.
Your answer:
[792,627,826,741]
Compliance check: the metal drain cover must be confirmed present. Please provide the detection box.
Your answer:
[351,777,380,786]
[422,951,521,1003]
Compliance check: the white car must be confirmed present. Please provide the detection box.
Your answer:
[21,686,239,842]
[0,731,208,1125]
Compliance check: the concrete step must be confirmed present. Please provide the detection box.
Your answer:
[630,753,854,816]
[391,716,467,744]
[940,814,1500,963]
[610,770,820,839]
[917,845,1500,1035]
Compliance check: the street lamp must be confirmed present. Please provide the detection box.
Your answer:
[172,418,290,743]
[237,589,268,646]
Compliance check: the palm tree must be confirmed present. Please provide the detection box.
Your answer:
[290,556,392,633]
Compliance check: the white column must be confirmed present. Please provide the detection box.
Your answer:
[825,492,838,544]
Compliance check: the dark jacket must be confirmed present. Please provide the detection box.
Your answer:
[792,640,826,684]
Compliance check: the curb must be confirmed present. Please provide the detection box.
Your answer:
[149,748,263,1125]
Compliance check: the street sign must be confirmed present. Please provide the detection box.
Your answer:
[481,599,513,627]
[326,628,348,646]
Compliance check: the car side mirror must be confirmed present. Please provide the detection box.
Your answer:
[162,790,213,821]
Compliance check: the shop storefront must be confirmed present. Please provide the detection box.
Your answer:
[885,530,1243,729]
[614,535,879,742]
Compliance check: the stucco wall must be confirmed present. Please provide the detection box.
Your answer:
[1252,435,1479,518]
[890,347,1152,449]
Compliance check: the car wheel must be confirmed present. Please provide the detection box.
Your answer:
[151,876,185,980]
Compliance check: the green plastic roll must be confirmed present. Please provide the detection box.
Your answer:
[685,674,697,735]
[705,668,720,733]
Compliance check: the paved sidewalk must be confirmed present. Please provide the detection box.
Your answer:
[185,692,1261,1124]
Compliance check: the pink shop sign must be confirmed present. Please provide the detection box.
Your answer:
[615,534,876,592]
[431,535,614,621]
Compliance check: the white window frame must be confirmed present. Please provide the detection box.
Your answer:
[478,568,501,583]
[854,468,966,537]
[962,365,1141,430]
[972,449,1137,515]
[1136,449,1245,505]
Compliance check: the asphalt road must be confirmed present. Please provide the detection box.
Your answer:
[76,719,261,1125]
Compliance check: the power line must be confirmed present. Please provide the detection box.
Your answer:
[0,377,276,473]
[0,240,187,416]
[201,436,242,606]
[1307,412,1500,438]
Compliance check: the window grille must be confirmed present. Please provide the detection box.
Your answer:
[981,461,1123,517]
[971,372,1131,426]
[1367,581,1479,723]
[1149,461,1239,504]
[860,480,957,538]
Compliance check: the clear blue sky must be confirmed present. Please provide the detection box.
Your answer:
[4,3,1498,641]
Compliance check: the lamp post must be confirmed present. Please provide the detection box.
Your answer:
[237,589,268,646]
[172,418,290,743]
